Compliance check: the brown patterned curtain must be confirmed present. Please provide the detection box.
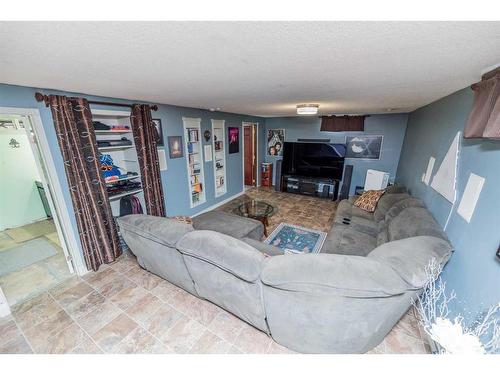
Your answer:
[320,115,366,132]
[47,95,121,271]
[130,104,166,217]
[464,67,500,139]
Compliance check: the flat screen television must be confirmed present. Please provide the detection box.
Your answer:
[281,142,346,180]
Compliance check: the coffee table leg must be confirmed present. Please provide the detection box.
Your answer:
[262,217,268,237]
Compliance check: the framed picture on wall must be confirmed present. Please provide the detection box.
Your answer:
[152,119,164,146]
[345,135,383,160]
[228,127,239,154]
[267,129,285,156]
[167,136,184,158]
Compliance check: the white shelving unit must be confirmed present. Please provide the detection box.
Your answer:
[212,119,227,197]
[91,108,145,216]
[183,117,206,207]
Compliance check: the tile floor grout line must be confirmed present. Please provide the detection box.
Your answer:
[47,286,106,354]
[7,311,36,354]
[82,264,174,353]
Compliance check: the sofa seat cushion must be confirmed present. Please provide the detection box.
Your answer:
[117,214,193,247]
[322,224,377,256]
[177,230,265,282]
[192,211,264,240]
[388,207,449,242]
[368,236,453,288]
[336,198,375,222]
[261,254,409,297]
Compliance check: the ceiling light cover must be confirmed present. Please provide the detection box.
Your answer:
[297,104,319,115]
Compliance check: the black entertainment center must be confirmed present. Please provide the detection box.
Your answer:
[280,142,346,200]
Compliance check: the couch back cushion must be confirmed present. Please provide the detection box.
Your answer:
[384,197,425,225]
[387,207,448,242]
[373,193,410,222]
[177,230,265,282]
[117,214,193,247]
[368,236,453,288]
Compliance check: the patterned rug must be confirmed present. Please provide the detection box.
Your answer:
[264,223,327,254]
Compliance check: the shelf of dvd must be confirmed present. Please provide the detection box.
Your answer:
[183,117,206,207]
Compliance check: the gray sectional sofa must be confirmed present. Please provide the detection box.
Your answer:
[116,187,453,354]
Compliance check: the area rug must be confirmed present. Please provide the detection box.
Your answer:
[0,237,58,276]
[264,223,327,254]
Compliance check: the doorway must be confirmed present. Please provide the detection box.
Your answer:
[0,112,75,308]
[243,123,258,188]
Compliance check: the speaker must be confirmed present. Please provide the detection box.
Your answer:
[274,159,283,192]
[339,165,353,201]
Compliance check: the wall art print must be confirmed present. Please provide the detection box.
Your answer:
[228,127,240,154]
[267,129,285,156]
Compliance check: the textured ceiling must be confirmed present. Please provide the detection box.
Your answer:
[0,22,499,117]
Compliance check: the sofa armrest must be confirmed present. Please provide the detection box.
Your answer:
[261,254,409,297]
[177,230,265,282]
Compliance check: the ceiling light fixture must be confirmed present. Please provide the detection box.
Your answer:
[296,104,319,115]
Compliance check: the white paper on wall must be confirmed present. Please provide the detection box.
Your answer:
[430,132,460,203]
[204,145,212,162]
[423,156,435,185]
[158,149,167,171]
[457,173,485,223]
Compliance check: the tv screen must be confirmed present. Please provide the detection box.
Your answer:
[281,142,346,180]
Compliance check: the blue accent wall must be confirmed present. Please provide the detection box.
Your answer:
[0,83,265,261]
[396,87,500,321]
[264,114,408,194]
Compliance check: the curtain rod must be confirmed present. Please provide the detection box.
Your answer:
[34,92,158,111]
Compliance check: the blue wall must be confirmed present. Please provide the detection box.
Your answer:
[0,83,265,263]
[264,114,408,194]
[396,87,500,322]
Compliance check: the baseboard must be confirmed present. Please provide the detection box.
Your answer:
[191,191,246,218]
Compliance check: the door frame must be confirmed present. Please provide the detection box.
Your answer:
[241,122,259,190]
[0,107,87,276]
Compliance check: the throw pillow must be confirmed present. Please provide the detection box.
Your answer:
[170,216,193,225]
[353,189,386,212]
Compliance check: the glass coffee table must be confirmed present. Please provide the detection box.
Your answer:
[237,200,274,236]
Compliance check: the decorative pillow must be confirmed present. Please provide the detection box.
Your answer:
[170,215,193,225]
[353,189,386,212]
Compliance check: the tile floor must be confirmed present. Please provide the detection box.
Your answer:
[0,188,431,354]
[0,219,73,306]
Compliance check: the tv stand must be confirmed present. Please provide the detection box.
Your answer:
[282,174,339,200]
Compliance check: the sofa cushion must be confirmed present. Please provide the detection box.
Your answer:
[241,237,283,257]
[373,193,410,222]
[192,211,264,240]
[387,207,448,242]
[368,236,453,288]
[177,230,265,282]
[261,254,409,297]
[322,224,377,256]
[384,197,425,224]
[116,214,193,247]
[353,190,386,212]
[377,221,389,246]
[384,185,408,194]
[336,198,374,222]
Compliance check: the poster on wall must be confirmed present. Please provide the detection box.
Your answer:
[228,127,239,154]
[167,136,183,158]
[152,119,164,146]
[345,135,383,159]
[267,129,285,156]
